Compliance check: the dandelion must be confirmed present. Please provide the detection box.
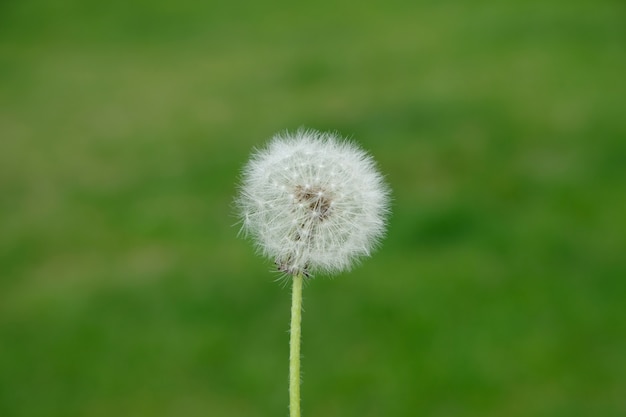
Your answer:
[237,129,390,277]
[236,128,390,417]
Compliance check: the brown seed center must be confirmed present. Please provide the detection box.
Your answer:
[294,185,332,220]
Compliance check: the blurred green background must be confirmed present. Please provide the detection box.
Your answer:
[1,0,625,416]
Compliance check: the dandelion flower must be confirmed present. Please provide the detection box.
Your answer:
[237,128,390,277]
[235,128,390,417]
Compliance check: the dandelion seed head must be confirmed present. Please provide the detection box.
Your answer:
[236,128,391,277]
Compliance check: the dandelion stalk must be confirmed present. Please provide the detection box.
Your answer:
[236,128,390,415]
[289,273,303,417]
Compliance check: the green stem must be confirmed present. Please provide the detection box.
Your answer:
[289,273,303,417]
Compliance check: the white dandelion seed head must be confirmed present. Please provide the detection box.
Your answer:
[236,128,391,277]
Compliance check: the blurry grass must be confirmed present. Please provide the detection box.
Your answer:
[1,0,625,416]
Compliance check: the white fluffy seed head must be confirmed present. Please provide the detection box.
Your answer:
[236,129,391,277]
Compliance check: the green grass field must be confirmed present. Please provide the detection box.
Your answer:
[1,0,625,416]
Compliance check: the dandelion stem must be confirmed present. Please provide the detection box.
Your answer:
[289,273,303,417]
